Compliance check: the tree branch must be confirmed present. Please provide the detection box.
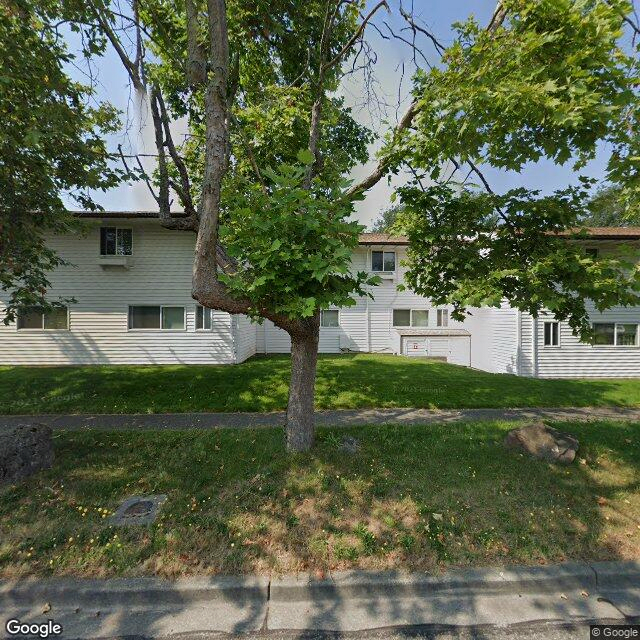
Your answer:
[155,91,197,218]
[322,0,390,72]
[345,101,418,199]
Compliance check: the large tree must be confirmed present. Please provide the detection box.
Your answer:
[5,0,640,451]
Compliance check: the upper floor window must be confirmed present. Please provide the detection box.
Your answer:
[128,305,185,330]
[585,247,599,259]
[17,306,69,330]
[437,309,449,327]
[543,321,559,346]
[371,250,396,272]
[196,305,213,330]
[393,309,428,328]
[320,310,339,327]
[592,322,638,347]
[101,227,132,256]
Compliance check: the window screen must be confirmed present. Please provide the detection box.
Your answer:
[411,310,429,327]
[44,308,68,330]
[196,306,213,330]
[129,306,161,329]
[17,307,44,329]
[321,310,339,327]
[162,307,185,330]
[393,309,411,327]
[592,323,615,345]
[616,323,638,346]
[101,227,132,256]
[372,251,396,271]
[437,309,449,327]
[543,321,559,346]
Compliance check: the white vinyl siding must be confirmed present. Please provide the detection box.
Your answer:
[534,307,640,378]
[0,220,239,365]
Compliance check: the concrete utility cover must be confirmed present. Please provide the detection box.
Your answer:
[109,495,167,526]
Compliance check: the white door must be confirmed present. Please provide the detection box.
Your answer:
[403,337,427,356]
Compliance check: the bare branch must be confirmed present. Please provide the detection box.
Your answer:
[345,101,418,199]
[117,144,159,205]
[155,91,197,218]
[323,0,390,72]
[88,2,144,91]
[149,87,171,219]
[398,3,446,55]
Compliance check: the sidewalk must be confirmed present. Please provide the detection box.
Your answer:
[1,406,640,430]
[1,561,639,638]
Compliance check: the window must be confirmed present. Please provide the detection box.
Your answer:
[543,321,559,346]
[321,310,339,327]
[437,309,449,327]
[371,250,396,272]
[196,305,213,330]
[17,306,69,330]
[393,309,429,327]
[592,322,639,347]
[101,227,132,256]
[128,306,185,330]
[585,247,599,259]
[616,323,638,346]
[411,310,429,327]
[393,309,411,327]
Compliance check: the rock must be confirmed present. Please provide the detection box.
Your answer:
[0,423,54,486]
[504,422,579,465]
[340,436,361,454]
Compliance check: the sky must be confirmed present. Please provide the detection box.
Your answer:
[66,1,612,229]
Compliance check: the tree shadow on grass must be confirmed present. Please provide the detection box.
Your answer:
[0,418,638,637]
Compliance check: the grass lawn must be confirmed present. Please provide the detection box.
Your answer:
[1,354,640,415]
[1,420,639,578]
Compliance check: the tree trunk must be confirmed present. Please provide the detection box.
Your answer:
[286,323,320,452]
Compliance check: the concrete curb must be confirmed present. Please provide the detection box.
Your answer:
[2,561,638,608]
[268,563,599,602]
[0,575,269,607]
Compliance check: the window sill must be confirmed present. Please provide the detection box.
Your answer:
[127,329,187,333]
[98,255,132,268]
[16,329,70,333]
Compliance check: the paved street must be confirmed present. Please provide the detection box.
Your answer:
[90,621,636,640]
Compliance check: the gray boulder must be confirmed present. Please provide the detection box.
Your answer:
[0,423,54,486]
[504,422,579,465]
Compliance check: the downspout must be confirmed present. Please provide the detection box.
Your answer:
[366,247,371,353]
[231,315,239,364]
[532,316,539,378]
[515,309,521,376]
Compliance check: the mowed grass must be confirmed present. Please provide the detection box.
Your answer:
[1,420,639,578]
[1,354,640,414]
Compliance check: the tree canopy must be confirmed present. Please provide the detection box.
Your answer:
[0,0,123,322]
[393,0,640,337]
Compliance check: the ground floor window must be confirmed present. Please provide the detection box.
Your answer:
[128,306,185,330]
[196,305,213,330]
[17,306,69,330]
[393,309,429,327]
[321,310,339,327]
[543,321,560,346]
[592,322,639,346]
[437,309,449,327]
